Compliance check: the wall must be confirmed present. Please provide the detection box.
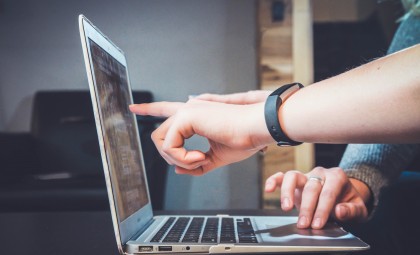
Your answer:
[312,0,377,22]
[0,0,260,209]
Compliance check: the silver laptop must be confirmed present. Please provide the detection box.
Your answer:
[79,14,369,254]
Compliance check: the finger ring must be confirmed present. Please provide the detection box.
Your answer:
[308,176,324,186]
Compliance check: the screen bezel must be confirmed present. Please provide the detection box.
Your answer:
[79,15,153,248]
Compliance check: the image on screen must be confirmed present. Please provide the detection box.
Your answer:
[89,39,149,221]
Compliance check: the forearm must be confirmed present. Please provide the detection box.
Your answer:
[280,44,420,144]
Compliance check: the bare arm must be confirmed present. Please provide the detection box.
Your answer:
[130,44,420,174]
[281,44,420,144]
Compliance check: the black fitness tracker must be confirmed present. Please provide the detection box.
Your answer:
[264,83,304,147]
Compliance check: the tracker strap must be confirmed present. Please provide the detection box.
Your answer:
[264,83,303,146]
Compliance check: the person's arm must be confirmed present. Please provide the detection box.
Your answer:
[130,44,420,174]
[196,44,420,144]
[280,43,420,144]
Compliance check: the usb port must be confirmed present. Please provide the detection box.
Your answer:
[158,246,172,251]
[139,246,153,252]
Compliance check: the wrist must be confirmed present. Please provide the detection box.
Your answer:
[265,83,304,146]
[248,102,277,148]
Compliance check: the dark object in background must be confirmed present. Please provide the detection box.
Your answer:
[271,0,285,22]
[0,90,167,212]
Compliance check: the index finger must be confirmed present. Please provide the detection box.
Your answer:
[129,102,184,117]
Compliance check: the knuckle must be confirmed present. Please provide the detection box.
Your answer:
[176,108,191,119]
[330,167,344,176]
[151,129,158,138]
[314,209,329,218]
[151,131,160,143]
[298,207,313,216]
[161,144,171,154]
[346,204,357,218]
[272,171,284,178]
[312,166,325,173]
[265,177,273,184]
[335,171,348,185]
[303,184,319,193]
[355,203,367,219]
[321,188,336,200]
[267,172,281,179]
[285,170,299,179]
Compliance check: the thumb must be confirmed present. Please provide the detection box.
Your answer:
[334,201,368,222]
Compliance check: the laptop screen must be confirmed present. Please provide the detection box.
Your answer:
[89,39,149,221]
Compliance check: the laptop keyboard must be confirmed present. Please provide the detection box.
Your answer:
[150,217,258,244]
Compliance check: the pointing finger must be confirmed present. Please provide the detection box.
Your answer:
[129,102,184,117]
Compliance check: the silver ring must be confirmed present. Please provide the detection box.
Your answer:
[308,176,324,186]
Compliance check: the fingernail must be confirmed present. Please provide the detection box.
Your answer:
[312,217,322,228]
[282,197,290,209]
[298,216,308,227]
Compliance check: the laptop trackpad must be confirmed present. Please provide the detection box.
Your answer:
[254,217,353,244]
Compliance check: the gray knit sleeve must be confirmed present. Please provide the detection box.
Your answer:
[339,144,420,208]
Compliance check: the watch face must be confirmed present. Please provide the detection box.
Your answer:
[277,83,304,102]
[277,141,302,147]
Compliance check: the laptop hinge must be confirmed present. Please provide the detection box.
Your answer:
[130,218,156,241]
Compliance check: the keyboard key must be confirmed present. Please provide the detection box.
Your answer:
[151,217,176,243]
[162,217,190,243]
[237,218,258,243]
[201,218,219,243]
[152,216,258,244]
[220,218,236,243]
[181,217,204,243]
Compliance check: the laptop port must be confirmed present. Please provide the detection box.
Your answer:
[158,246,172,251]
[138,246,153,252]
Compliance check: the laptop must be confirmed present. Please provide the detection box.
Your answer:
[78,14,369,254]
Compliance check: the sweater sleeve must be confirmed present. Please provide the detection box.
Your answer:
[339,144,420,208]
